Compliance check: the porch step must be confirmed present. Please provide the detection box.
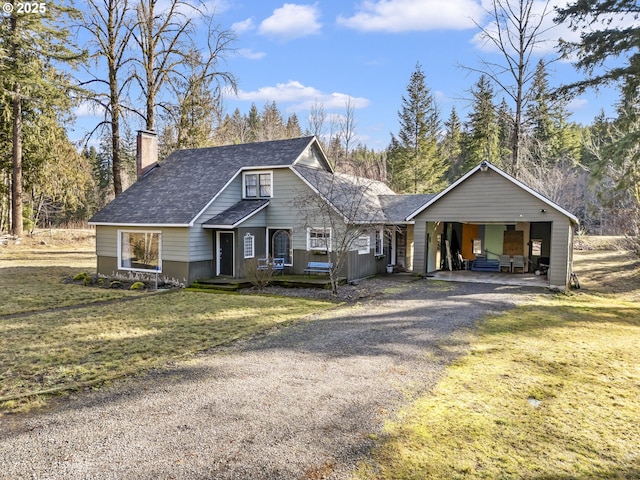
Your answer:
[471,259,500,272]
[190,279,252,291]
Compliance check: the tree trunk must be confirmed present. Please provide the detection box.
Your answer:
[11,82,23,237]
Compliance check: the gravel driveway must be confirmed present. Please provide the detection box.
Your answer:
[0,278,541,479]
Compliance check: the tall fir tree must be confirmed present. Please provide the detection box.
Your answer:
[387,63,445,193]
[0,1,85,235]
[463,75,499,172]
[441,107,464,182]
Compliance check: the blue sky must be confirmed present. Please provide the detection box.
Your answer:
[73,0,627,151]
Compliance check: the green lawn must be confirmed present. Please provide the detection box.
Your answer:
[357,247,640,479]
[0,240,334,412]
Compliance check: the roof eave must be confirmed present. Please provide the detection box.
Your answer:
[89,222,190,228]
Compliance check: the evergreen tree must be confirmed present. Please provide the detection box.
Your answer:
[556,0,640,94]
[463,75,499,171]
[524,60,581,168]
[285,113,302,138]
[387,63,445,193]
[0,2,85,235]
[247,103,260,142]
[441,107,464,182]
[496,99,514,170]
[258,101,285,141]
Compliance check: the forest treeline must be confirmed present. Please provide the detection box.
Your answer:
[0,0,638,238]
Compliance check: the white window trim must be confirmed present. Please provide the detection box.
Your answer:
[242,170,273,199]
[375,228,384,256]
[356,234,371,255]
[307,227,332,252]
[244,233,255,259]
[117,229,162,273]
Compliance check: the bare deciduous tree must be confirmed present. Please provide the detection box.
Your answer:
[83,0,134,196]
[294,166,391,294]
[469,0,556,177]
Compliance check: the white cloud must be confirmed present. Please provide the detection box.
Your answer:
[233,80,370,111]
[232,18,255,34]
[471,0,568,55]
[74,101,103,118]
[566,96,589,112]
[470,0,635,58]
[258,3,322,40]
[237,48,266,60]
[337,0,484,32]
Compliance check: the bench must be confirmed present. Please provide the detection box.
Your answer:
[257,257,285,274]
[304,261,333,275]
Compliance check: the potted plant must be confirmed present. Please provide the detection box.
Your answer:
[386,264,394,274]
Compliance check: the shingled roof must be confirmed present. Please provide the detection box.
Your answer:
[292,165,394,223]
[89,136,316,225]
[379,194,437,223]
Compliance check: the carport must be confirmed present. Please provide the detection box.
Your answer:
[408,161,579,292]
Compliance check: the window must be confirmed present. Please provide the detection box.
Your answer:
[243,171,272,198]
[531,239,542,256]
[244,233,255,258]
[356,235,370,255]
[472,238,483,256]
[307,227,331,251]
[270,229,292,265]
[119,231,161,272]
[375,228,384,256]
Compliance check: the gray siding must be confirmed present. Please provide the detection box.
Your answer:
[411,170,574,290]
[295,145,325,169]
[190,175,242,261]
[95,225,189,262]
[240,208,267,228]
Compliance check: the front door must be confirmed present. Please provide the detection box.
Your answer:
[217,231,234,276]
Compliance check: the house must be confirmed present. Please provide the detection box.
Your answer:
[89,132,578,291]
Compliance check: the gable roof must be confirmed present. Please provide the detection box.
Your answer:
[405,161,580,224]
[89,136,317,226]
[202,199,269,229]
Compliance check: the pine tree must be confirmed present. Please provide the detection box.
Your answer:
[556,0,640,94]
[442,107,464,182]
[463,75,499,172]
[387,63,445,193]
[0,2,85,235]
[496,99,514,170]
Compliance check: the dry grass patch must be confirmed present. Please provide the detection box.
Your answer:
[0,290,333,412]
[0,251,141,316]
[358,246,640,479]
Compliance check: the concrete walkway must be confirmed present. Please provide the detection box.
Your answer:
[429,269,549,288]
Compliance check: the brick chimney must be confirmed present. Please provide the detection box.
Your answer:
[136,130,158,179]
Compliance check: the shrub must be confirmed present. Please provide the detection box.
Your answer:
[73,272,88,281]
[130,281,146,290]
[109,280,123,289]
[243,258,274,291]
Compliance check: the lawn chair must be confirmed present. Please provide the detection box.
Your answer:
[499,255,512,273]
[512,255,526,273]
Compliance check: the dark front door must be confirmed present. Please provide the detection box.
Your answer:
[218,232,234,276]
